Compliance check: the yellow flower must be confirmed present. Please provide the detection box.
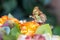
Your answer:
[20,21,39,36]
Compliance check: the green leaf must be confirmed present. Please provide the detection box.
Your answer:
[3,35,16,40]
[35,24,52,35]
[3,23,21,40]
[53,26,60,36]
[8,13,14,18]
[10,23,21,37]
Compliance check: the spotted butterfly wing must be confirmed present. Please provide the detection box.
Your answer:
[32,6,47,23]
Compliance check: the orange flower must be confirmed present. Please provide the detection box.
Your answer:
[9,18,20,23]
[0,18,4,24]
[20,21,40,36]
[0,15,20,27]
[1,15,20,24]
[0,15,8,25]
[1,15,8,21]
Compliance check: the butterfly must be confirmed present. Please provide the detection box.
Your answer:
[30,6,47,23]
